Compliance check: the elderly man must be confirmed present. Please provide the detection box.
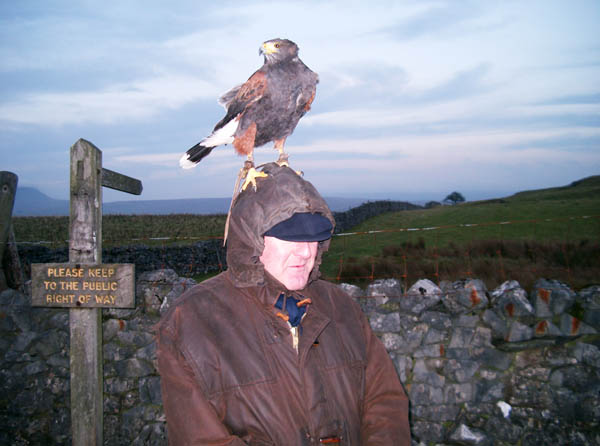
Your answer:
[156,163,410,445]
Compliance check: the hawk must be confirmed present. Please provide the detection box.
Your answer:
[179,38,318,187]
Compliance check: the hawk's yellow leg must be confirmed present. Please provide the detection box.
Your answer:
[241,156,268,191]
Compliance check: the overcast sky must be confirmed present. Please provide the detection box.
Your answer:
[1,0,599,203]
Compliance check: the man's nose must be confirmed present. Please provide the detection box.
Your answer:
[293,242,312,258]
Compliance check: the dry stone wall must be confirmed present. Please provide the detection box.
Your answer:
[15,200,420,281]
[1,271,599,445]
[16,240,227,281]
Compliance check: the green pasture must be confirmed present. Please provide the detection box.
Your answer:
[320,176,600,289]
[324,192,599,261]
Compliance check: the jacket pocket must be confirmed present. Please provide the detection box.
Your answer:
[184,327,276,397]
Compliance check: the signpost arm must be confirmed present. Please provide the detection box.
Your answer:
[69,139,103,445]
[102,167,143,195]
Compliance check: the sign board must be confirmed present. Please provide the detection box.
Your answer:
[31,263,135,308]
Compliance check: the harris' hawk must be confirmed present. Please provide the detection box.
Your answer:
[179,38,318,187]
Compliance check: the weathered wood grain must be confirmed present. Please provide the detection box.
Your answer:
[0,171,18,290]
[69,139,104,446]
[102,167,142,195]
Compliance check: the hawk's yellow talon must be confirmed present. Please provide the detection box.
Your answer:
[275,157,302,176]
[242,167,268,191]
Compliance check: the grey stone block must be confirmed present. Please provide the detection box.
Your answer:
[532,279,576,317]
[506,321,533,342]
[449,423,489,445]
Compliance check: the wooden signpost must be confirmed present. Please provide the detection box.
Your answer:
[31,263,134,308]
[31,139,142,446]
[0,171,18,291]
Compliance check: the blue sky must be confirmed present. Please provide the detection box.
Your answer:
[1,0,599,203]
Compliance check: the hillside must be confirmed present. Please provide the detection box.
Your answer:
[320,175,599,290]
[342,175,600,239]
[13,187,69,216]
[506,175,600,202]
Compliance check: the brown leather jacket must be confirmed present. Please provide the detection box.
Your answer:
[156,164,410,445]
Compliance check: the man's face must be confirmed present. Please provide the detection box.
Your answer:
[259,236,319,291]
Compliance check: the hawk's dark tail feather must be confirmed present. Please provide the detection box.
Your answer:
[186,143,214,164]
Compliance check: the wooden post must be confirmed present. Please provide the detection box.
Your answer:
[5,227,25,293]
[0,171,18,291]
[29,138,142,445]
[69,139,103,446]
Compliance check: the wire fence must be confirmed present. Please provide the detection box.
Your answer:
[14,214,600,293]
[322,214,600,291]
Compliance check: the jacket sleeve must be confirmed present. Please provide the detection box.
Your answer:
[156,308,247,446]
[357,304,411,445]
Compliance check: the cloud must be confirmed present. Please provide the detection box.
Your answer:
[0,74,217,126]
[417,63,493,102]
[304,53,599,135]
[378,0,486,41]
[288,126,600,158]
[112,147,246,178]
[114,153,180,165]
[303,97,485,129]
[286,127,600,197]
[516,102,600,116]
[538,92,600,105]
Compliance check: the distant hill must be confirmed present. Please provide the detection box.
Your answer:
[506,175,600,202]
[13,187,69,216]
[12,186,370,216]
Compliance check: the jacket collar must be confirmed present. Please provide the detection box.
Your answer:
[242,270,310,307]
[232,271,332,354]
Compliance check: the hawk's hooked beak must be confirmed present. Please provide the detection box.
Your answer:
[260,41,279,56]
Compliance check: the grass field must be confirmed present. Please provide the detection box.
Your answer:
[321,176,600,290]
[12,176,600,290]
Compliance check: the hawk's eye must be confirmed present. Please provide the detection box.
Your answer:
[275,43,280,48]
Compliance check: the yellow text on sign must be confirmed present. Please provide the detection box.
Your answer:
[31,263,135,309]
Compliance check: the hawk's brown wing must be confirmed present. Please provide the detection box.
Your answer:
[214,70,268,131]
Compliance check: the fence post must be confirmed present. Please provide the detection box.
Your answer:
[69,139,103,445]
[0,171,18,291]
